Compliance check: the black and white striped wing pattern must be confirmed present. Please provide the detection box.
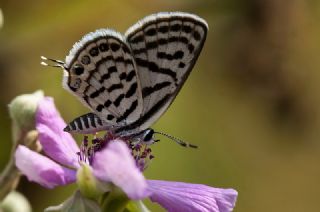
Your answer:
[124,12,208,132]
[63,30,143,133]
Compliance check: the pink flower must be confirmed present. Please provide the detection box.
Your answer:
[15,97,147,200]
[15,97,238,211]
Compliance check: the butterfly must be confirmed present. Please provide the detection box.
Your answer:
[41,12,208,147]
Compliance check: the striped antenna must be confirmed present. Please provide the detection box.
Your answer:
[40,56,65,68]
[154,131,198,148]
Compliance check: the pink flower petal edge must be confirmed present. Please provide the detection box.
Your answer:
[93,141,150,200]
[147,180,238,212]
[15,145,76,189]
[36,97,79,168]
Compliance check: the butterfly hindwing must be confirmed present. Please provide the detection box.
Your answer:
[123,12,208,132]
[63,30,143,133]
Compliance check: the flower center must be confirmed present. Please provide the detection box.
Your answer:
[77,135,106,165]
[77,133,155,170]
[130,143,154,171]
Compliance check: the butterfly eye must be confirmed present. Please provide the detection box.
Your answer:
[143,128,154,142]
[73,64,84,75]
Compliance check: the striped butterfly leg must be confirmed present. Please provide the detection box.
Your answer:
[64,113,110,134]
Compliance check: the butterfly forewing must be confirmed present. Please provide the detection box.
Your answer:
[63,30,143,131]
[122,12,208,132]
[62,12,208,136]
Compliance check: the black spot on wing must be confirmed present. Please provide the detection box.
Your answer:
[81,55,91,65]
[99,66,117,83]
[122,45,131,54]
[119,72,127,80]
[179,62,186,68]
[107,83,123,92]
[90,87,105,98]
[110,43,120,52]
[158,38,168,45]
[131,35,144,43]
[125,82,137,98]
[182,25,192,33]
[142,81,171,98]
[104,100,112,107]
[193,30,201,41]
[170,23,181,31]
[145,27,157,36]
[158,25,169,33]
[132,36,189,55]
[157,51,184,60]
[96,105,104,112]
[114,94,125,107]
[146,41,158,49]
[188,43,195,53]
[135,58,177,81]
[126,70,136,82]
[89,47,99,57]
[99,43,109,52]
[108,66,117,73]
[116,100,138,123]
[107,114,115,120]
[73,64,84,75]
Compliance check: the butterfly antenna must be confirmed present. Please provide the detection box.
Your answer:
[154,131,198,148]
[40,56,65,68]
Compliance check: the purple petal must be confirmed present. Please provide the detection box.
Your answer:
[36,97,79,168]
[148,180,238,212]
[15,145,76,188]
[92,140,149,200]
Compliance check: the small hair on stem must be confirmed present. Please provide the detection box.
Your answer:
[154,131,198,148]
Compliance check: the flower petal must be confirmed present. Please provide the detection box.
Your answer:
[15,145,76,188]
[36,97,79,168]
[92,140,149,200]
[147,180,238,212]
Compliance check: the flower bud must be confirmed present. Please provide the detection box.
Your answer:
[0,191,32,212]
[8,90,44,141]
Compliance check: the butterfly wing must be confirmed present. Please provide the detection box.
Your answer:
[63,29,143,133]
[121,12,208,133]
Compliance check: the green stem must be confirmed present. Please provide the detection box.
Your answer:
[0,153,21,201]
[101,187,129,212]
[0,130,39,201]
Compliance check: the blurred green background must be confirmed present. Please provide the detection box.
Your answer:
[1,0,320,211]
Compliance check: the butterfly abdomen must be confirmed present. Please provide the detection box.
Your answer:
[64,112,108,134]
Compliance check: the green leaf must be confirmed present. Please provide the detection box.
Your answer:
[125,201,150,212]
[44,190,101,212]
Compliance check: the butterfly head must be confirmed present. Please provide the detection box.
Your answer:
[132,128,197,148]
[135,128,159,145]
